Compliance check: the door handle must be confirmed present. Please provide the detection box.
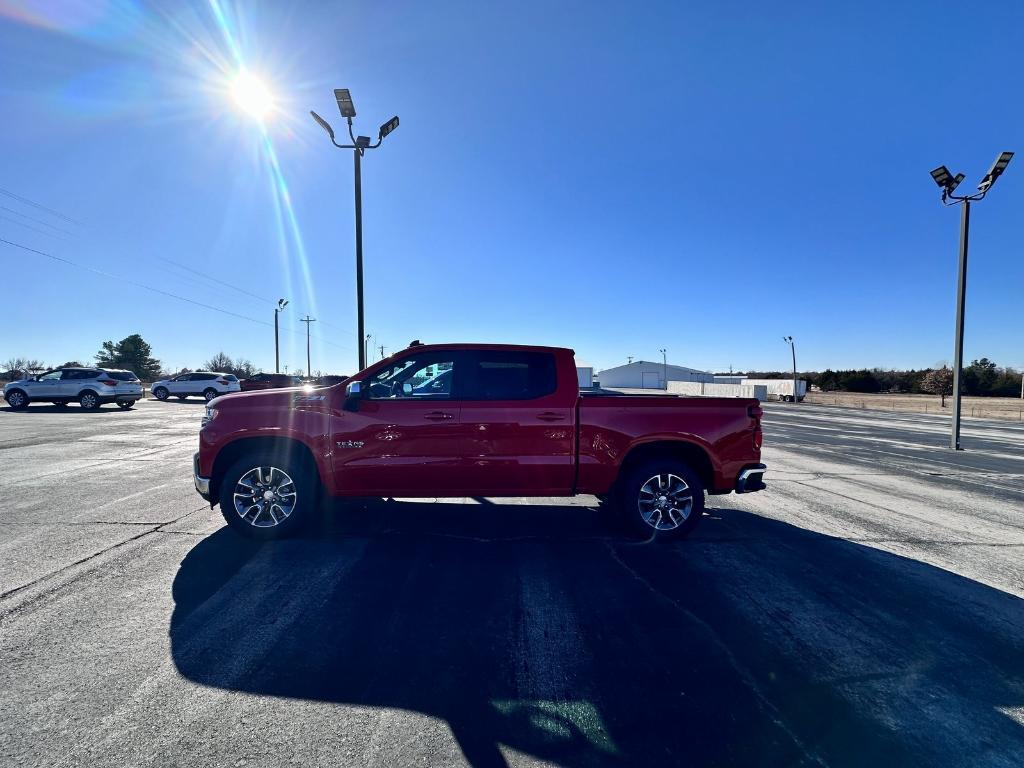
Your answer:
[424,411,454,421]
[536,412,566,422]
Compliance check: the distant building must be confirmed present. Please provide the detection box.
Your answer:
[597,360,714,389]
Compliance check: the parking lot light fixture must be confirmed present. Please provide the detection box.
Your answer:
[334,89,356,119]
[977,151,1014,191]
[930,166,954,188]
[310,111,335,141]
[309,88,401,370]
[930,151,1014,449]
[378,116,399,140]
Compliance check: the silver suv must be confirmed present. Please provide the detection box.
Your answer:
[150,372,241,402]
[4,368,144,410]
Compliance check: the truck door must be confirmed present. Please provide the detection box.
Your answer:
[458,350,575,496]
[330,350,468,495]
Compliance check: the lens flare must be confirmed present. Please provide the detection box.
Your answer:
[231,71,273,119]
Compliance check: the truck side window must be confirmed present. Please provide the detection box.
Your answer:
[366,356,456,400]
[464,352,556,400]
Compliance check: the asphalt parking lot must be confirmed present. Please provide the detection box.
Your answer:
[2,400,1023,767]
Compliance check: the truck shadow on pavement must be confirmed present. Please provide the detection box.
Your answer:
[170,501,1024,767]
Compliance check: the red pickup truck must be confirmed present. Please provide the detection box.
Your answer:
[193,343,766,540]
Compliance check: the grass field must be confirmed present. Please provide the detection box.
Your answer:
[805,390,1024,422]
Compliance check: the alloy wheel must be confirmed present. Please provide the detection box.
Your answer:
[637,473,693,531]
[232,466,297,528]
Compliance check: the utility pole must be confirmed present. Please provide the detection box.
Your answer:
[300,316,317,378]
[274,299,289,374]
[659,348,667,390]
[378,344,386,361]
[364,334,372,368]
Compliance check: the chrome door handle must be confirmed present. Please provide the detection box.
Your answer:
[424,411,454,420]
[537,412,565,422]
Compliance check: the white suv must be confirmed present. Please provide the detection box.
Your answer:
[4,368,144,410]
[150,372,241,402]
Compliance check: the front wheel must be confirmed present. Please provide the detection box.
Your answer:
[203,388,218,402]
[218,451,318,539]
[5,389,29,409]
[153,387,169,401]
[619,459,705,540]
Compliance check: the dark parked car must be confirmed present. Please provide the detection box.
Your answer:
[239,373,302,391]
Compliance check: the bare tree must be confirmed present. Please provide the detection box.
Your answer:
[921,367,954,407]
[203,352,234,373]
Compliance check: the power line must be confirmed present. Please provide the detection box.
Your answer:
[0,187,84,226]
[0,205,78,236]
[0,214,72,241]
[0,236,351,351]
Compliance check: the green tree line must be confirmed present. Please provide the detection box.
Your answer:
[740,358,1021,397]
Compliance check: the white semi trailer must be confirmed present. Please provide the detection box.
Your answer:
[741,378,807,402]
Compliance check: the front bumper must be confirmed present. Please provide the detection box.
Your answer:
[193,452,212,501]
[736,464,767,493]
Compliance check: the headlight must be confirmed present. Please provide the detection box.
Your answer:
[202,405,218,426]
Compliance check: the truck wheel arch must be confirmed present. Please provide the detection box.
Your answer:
[617,439,715,492]
[210,436,322,501]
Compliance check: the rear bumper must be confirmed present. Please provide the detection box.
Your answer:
[735,464,767,493]
[193,452,212,501]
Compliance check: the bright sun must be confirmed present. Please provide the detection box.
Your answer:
[231,71,273,119]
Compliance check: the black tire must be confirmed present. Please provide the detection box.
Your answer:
[218,449,318,540]
[203,388,218,402]
[117,401,135,410]
[176,394,188,400]
[78,390,101,410]
[153,386,169,401]
[618,458,705,541]
[5,389,29,409]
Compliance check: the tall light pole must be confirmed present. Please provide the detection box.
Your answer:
[310,91,400,371]
[659,348,667,390]
[929,152,1014,450]
[783,336,797,403]
[274,298,288,373]
[300,315,316,377]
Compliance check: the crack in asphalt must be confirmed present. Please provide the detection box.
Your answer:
[604,541,829,768]
[0,506,207,617]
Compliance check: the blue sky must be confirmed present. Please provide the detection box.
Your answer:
[1,0,1022,375]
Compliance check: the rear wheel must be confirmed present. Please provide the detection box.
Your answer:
[153,386,169,401]
[79,390,101,410]
[5,389,28,409]
[203,388,218,402]
[619,458,705,540]
[218,450,318,540]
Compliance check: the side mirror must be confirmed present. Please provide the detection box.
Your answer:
[343,380,362,412]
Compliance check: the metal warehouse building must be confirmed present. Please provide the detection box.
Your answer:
[597,361,714,389]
